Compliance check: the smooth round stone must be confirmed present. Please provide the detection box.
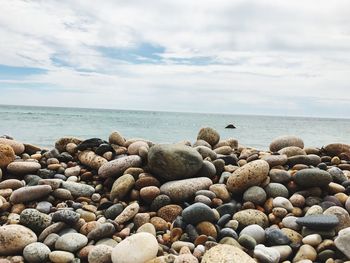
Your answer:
[88,244,113,263]
[110,174,135,201]
[197,127,220,146]
[302,234,322,246]
[209,184,230,202]
[115,202,139,224]
[111,232,158,263]
[61,181,95,197]
[270,245,292,261]
[44,233,60,248]
[346,197,350,213]
[273,196,293,211]
[296,215,339,230]
[7,161,41,175]
[36,201,52,214]
[328,167,347,183]
[294,169,332,187]
[281,228,303,247]
[322,143,350,157]
[287,154,321,167]
[98,155,142,178]
[305,205,323,216]
[196,190,216,199]
[160,177,212,202]
[282,216,300,231]
[293,244,317,262]
[23,242,50,263]
[182,203,216,225]
[55,233,88,252]
[171,241,195,252]
[109,131,125,146]
[0,138,25,154]
[240,224,265,244]
[269,169,291,183]
[10,185,52,204]
[195,194,212,206]
[265,183,289,198]
[157,204,183,222]
[0,144,15,168]
[52,209,80,225]
[77,150,108,170]
[238,234,256,249]
[137,223,156,236]
[105,204,124,219]
[233,209,268,228]
[269,135,304,152]
[49,251,75,263]
[323,206,350,232]
[87,223,115,240]
[196,221,217,238]
[0,179,23,189]
[262,154,288,167]
[20,208,52,233]
[226,160,269,194]
[148,144,203,181]
[140,186,160,203]
[243,186,266,205]
[334,227,350,259]
[0,225,37,255]
[265,227,291,246]
[254,244,280,263]
[195,146,217,160]
[96,238,118,247]
[278,146,306,157]
[216,203,238,217]
[201,244,255,263]
[218,228,238,240]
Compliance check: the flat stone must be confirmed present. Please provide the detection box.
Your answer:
[296,215,339,230]
[62,181,95,197]
[7,161,41,175]
[55,233,88,252]
[98,155,142,178]
[294,168,332,187]
[10,185,52,204]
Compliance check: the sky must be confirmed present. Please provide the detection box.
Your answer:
[0,0,350,117]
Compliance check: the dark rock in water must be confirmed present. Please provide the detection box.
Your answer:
[296,215,339,230]
[76,138,107,151]
[225,124,236,129]
[265,227,291,246]
[182,203,216,225]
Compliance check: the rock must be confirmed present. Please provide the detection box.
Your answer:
[265,227,291,246]
[157,204,183,222]
[262,154,288,167]
[160,177,212,202]
[182,203,216,225]
[111,232,158,263]
[20,208,52,233]
[294,168,332,187]
[240,224,266,244]
[233,209,269,228]
[265,183,289,198]
[328,167,347,183]
[140,186,160,203]
[115,202,139,224]
[137,223,156,236]
[110,174,135,201]
[148,144,203,181]
[55,233,88,252]
[0,179,23,189]
[109,131,126,146]
[128,141,149,155]
[282,216,300,231]
[296,215,339,230]
[197,127,220,146]
[0,144,15,168]
[243,186,266,205]
[271,245,292,261]
[0,224,37,255]
[302,234,322,246]
[254,244,280,263]
[322,143,350,157]
[281,228,303,246]
[52,209,80,225]
[64,166,81,177]
[7,161,41,175]
[87,223,115,240]
[55,137,82,152]
[334,227,350,259]
[98,155,142,178]
[269,169,291,183]
[23,242,50,263]
[49,251,75,263]
[293,244,317,262]
[105,204,124,219]
[0,138,25,155]
[238,234,257,249]
[226,160,269,194]
[10,185,52,204]
[62,181,95,197]
[88,244,113,263]
[201,244,255,263]
[36,201,52,214]
[278,146,306,157]
[269,135,304,152]
[78,150,108,170]
[273,197,294,211]
[209,184,230,202]
[323,206,350,233]
[195,146,217,160]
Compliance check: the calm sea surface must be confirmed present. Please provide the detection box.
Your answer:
[0,105,349,150]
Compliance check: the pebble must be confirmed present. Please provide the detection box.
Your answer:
[273,196,294,211]
[20,208,52,233]
[111,233,158,263]
[52,209,80,225]
[105,204,124,219]
[293,244,317,262]
[334,227,350,259]
[265,227,291,246]
[0,144,15,168]
[240,224,266,244]
[0,225,37,255]
[55,233,88,252]
[110,174,135,201]
[182,203,216,225]
[160,177,212,202]
[238,234,257,249]
[323,206,350,233]
[88,244,113,263]
[23,242,50,263]
[0,138,25,154]
[296,215,339,230]
[87,222,115,240]
[62,181,95,197]
[269,135,304,152]
[243,186,266,205]
[201,244,255,263]
[233,209,269,228]
[7,161,41,175]
[269,169,291,183]
[197,127,220,146]
[294,168,333,187]
[254,244,280,263]
[302,234,322,246]
[49,251,75,263]
[10,185,52,204]
[137,223,156,236]
[157,204,183,222]
[98,155,142,178]
[265,183,289,198]
[115,202,139,224]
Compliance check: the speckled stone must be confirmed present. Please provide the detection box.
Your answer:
[296,215,339,230]
[55,233,88,252]
[294,168,332,187]
[233,209,269,228]
[23,242,50,263]
[202,244,255,263]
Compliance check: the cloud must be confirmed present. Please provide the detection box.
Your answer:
[0,0,350,117]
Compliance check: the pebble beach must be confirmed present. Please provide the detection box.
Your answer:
[1,127,350,263]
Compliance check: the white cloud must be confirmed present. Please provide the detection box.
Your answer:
[0,0,350,117]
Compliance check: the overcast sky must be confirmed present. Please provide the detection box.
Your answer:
[1,0,350,117]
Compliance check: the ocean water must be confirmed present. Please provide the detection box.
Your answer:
[0,105,350,150]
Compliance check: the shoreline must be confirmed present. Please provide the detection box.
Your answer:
[1,127,350,262]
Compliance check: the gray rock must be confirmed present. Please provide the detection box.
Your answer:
[61,181,95,197]
[98,155,142,178]
[334,227,350,260]
[87,223,115,240]
[265,183,289,198]
[55,233,88,252]
[20,209,52,233]
[269,169,291,183]
[182,203,216,225]
[243,186,266,205]
[52,209,80,225]
[105,204,124,219]
[23,242,51,263]
[296,215,339,230]
[240,224,265,244]
[10,185,52,204]
[294,168,332,187]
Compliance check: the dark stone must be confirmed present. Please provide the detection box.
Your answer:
[185,224,199,242]
[328,167,347,183]
[150,194,172,211]
[217,154,238,165]
[216,202,238,217]
[58,152,74,162]
[182,203,216,225]
[296,215,339,230]
[24,174,42,186]
[52,209,80,225]
[217,214,231,227]
[225,124,236,129]
[87,222,115,240]
[294,168,332,187]
[95,143,115,156]
[218,228,238,240]
[76,138,106,151]
[38,169,56,178]
[104,204,124,220]
[265,227,291,246]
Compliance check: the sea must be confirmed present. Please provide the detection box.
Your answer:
[0,105,349,150]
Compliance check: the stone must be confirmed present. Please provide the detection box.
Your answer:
[293,244,317,262]
[233,209,269,228]
[23,242,50,263]
[105,204,124,220]
[110,174,135,201]
[52,209,80,225]
[88,244,113,263]
[7,161,41,175]
[238,234,257,249]
[296,215,339,230]
[197,127,220,146]
[111,232,158,263]
[281,228,303,246]
[128,141,149,155]
[87,223,116,240]
[243,186,266,205]
[115,202,139,224]
[20,208,52,233]
[49,251,75,263]
[323,206,350,233]
[269,169,291,183]
[10,185,52,204]
[0,138,25,154]
[182,203,216,225]
[328,167,347,183]
[157,204,183,222]
[201,244,255,263]
[278,146,306,157]
[62,181,95,197]
[226,160,269,194]
[140,186,160,203]
[55,233,88,252]
[0,225,37,255]
[302,234,322,246]
[209,184,230,202]
[273,196,294,211]
[98,155,142,178]
[109,131,126,146]
[282,216,300,231]
[78,150,108,169]
[254,244,280,263]
[334,227,350,259]
[265,227,291,246]
[271,245,292,261]
[55,137,82,152]
[148,144,203,181]
[269,135,304,152]
[64,166,81,177]
[265,183,289,198]
[240,224,266,244]
[195,146,217,160]
[322,143,350,157]
[262,154,288,167]
[160,177,212,202]
[294,168,332,187]
[0,144,15,168]
[137,223,156,236]
[36,201,52,214]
